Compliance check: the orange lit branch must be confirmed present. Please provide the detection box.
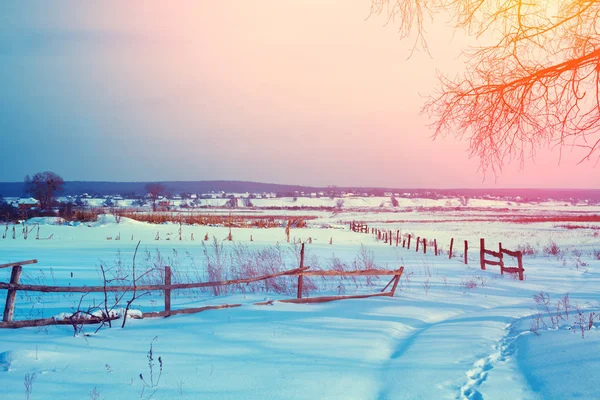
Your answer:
[371,0,600,172]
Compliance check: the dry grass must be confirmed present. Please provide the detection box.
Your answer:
[119,211,311,228]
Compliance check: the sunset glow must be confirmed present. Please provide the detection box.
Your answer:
[0,1,597,188]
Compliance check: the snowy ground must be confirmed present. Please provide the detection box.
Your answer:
[1,204,599,400]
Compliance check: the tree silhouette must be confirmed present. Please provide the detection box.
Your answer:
[371,0,600,174]
[24,171,65,210]
[145,183,165,212]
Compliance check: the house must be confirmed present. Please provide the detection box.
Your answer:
[157,199,171,211]
[18,198,40,211]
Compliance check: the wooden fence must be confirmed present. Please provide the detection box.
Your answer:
[479,238,524,280]
[352,226,526,280]
[0,245,404,329]
[350,221,369,233]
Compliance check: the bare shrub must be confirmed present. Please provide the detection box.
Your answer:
[423,279,431,295]
[543,240,562,256]
[139,336,163,399]
[517,243,537,256]
[573,306,597,339]
[534,291,557,327]
[461,278,478,290]
[24,372,36,400]
[202,237,226,295]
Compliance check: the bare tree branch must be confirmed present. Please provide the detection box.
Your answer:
[372,0,600,172]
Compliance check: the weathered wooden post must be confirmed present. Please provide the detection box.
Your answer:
[499,242,504,274]
[164,266,172,316]
[434,239,438,256]
[517,251,524,281]
[402,239,406,248]
[480,238,486,270]
[423,238,426,254]
[449,238,454,259]
[407,235,411,249]
[464,240,468,264]
[415,236,420,252]
[297,243,305,298]
[396,230,400,246]
[2,260,38,322]
[389,231,392,246]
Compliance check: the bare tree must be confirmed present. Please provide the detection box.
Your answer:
[24,171,65,210]
[370,1,600,174]
[145,183,165,212]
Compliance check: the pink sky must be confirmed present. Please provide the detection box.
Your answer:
[1,1,597,188]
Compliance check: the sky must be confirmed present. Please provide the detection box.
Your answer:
[0,1,597,189]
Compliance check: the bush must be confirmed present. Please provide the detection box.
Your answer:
[543,240,562,256]
[517,242,537,256]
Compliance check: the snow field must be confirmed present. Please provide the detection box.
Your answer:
[0,207,599,399]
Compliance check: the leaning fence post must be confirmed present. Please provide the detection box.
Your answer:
[164,266,172,317]
[390,267,404,296]
[407,235,411,249]
[415,236,420,252]
[449,238,454,259]
[3,265,23,322]
[297,243,305,298]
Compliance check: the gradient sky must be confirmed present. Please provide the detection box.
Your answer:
[0,1,597,188]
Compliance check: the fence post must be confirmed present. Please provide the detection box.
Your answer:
[423,238,426,254]
[297,243,305,298]
[402,239,406,248]
[434,239,438,256]
[480,238,486,270]
[464,240,468,264]
[164,266,172,316]
[416,236,420,252]
[389,231,392,246]
[396,230,399,246]
[517,251,524,281]
[499,242,504,274]
[408,235,411,249]
[449,238,454,259]
[3,265,23,322]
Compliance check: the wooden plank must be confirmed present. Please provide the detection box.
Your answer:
[277,291,393,304]
[484,260,503,266]
[0,260,37,269]
[0,266,310,293]
[300,268,402,277]
[501,248,521,258]
[2,266,23,322]
[0,314,119,329]
[484,249,501,258]
[142,304,242,318]
[502,267,522,273]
